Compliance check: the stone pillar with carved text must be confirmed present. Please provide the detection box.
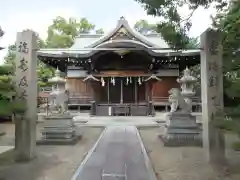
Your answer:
[200,29,225,164]
[15,30,37,161]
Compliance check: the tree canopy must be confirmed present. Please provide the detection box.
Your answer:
[3,16,104,87]
[212,1,240,101]
[134,19,157,34]
[45,16,96,48]
[134,0,228,49]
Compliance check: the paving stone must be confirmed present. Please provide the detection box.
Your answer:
[72,126,156,180]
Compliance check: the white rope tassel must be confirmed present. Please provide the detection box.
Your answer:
[138,76,141,85]
[101,77,105,87]
[112,77,115,86]
[111,77,115,86]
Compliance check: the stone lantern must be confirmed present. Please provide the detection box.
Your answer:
[48,67,66,91]
[38,68,80,145]
[47,68,68,114]
[160,67,202,146]
[177,67,197,112]
[177,67,197,97]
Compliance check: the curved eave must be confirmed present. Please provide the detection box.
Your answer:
[37,48,200,59]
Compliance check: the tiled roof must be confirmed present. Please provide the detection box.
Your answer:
[70,17,169,49]
[37,17,200,58]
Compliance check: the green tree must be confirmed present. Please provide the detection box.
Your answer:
[0,64,15,116]
[0,31,25,117]
[39,16,100,85]
[134,19,157,33]
[45,16,96,48]
[134,0,228,49]
[212,1,240,101]
[205,1,240,149]
[4,44,16,68]
[96,28,104,34]
[3,16,101,88]
[0,26,3,50]
[134,19,199,49]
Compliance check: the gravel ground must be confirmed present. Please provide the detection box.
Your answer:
[139,127,240,180]
[0,122,104,180]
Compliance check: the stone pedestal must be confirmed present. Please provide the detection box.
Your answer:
[159,112,202,146]
[37,113,81,145]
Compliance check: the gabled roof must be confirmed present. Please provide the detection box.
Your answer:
[37,17,200,60]
[70,17,169,49]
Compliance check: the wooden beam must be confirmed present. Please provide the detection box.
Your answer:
[93,70,149,77]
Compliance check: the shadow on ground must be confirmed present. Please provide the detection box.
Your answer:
[138,127,240,180]
[0,124,104,180]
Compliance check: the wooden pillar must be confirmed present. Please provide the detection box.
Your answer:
[200,29,225,165]
[134,78,138,104]
[148,81,153,102]
[120,78,123,104]
[91,81,97,103]
[107,78,110,104]
[145,82,150,102]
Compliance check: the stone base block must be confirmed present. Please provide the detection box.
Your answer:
[159,132,202,147]
[37,113,81,145]
[42,129,75,139]
[37,135,81,145]
[159,112,202,147]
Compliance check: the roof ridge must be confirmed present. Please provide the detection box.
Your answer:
[75,34,103,38]
[87,16,164,48]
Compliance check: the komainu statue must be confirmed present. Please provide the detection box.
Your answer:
[48,89,69,114]
[168,88,191,113]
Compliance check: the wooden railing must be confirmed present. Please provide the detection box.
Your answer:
[152,96,201,104]
[68,96,93,105]
[37,95,202,113]
[91,102,154,116]
[152,96,202,112]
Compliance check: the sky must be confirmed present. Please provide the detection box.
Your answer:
[0,0,216,64]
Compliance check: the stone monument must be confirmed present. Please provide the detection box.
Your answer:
[200,29,225,164]
[15,30,38,161]
[160,67,202,146]
[37,68,80,145]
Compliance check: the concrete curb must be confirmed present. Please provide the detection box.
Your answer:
[70,127,107,180]
[135,127,158,180]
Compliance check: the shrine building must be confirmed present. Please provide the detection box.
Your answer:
[37,17,200,116]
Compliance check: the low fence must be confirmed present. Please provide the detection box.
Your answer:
[37,96,202,113]
[68,96,93,105]
[152,96,202,112]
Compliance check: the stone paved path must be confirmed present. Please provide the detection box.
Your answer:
[71,126,156,180]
